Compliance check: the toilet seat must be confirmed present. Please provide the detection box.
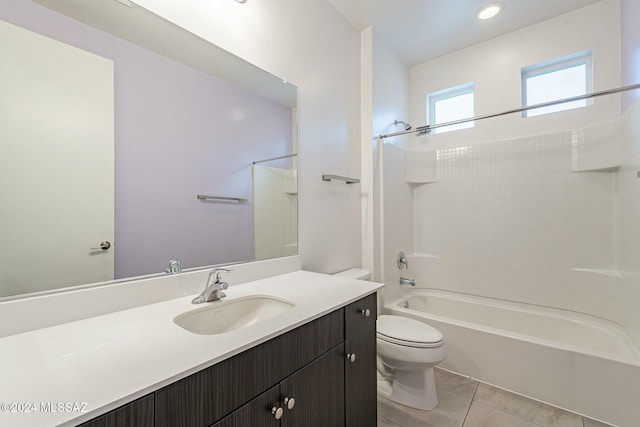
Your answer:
[377,315,443,348]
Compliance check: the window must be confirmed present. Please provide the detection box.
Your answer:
[427,83,475,134]
[522,50,592,117]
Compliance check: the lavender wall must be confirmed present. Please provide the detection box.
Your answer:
[0,1,292,278]
[622,0,640,110]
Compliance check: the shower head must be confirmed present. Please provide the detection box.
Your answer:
[394,120,412,131]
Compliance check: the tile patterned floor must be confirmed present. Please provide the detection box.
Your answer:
[378,368,614,427]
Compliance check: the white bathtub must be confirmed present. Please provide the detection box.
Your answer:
[385,288,640,427]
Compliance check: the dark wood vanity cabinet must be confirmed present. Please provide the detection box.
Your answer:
[154,308,344,427]
[77,293,377,427]
[212,344,345,427]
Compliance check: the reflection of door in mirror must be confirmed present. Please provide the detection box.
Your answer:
[0,20,114,298]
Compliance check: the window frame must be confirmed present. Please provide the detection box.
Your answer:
[427,82,475,134]
[521,50,593,118]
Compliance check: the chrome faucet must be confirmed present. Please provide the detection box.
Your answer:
[399,277,416,287]
[192,268,232,304]
[166,259,182,274]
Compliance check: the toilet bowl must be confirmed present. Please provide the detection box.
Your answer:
[377,315,446,410]
[331,269,446,410]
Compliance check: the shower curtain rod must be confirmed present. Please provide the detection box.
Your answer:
[379,83,640,140]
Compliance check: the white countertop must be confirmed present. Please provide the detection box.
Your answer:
[0,270,381,427]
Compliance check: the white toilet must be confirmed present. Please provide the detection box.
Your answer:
[376,315,446,410]
[333,268,447,411]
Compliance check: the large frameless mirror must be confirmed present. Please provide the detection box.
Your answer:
[0,0,297,300]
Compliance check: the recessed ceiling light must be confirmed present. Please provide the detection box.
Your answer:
[236,0,246,3]
[477,3,504,20]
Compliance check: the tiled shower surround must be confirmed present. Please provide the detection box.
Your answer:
[389,99,640,351]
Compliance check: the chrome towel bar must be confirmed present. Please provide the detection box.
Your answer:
[322,174,360,184]
[197,195,248,203]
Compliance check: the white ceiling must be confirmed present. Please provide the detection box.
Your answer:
[327,0,604,66]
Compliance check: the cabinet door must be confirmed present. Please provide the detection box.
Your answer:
[77,395,153,427]
[210,385,280,427]
[345,321,377,427]
[280,344,345,427]
[345,293,377,427]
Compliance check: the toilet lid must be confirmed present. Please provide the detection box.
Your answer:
[377,315,443,348]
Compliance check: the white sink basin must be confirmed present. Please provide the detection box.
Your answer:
[174,296,295,335]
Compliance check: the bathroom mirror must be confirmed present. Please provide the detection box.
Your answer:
[0,0,297,300]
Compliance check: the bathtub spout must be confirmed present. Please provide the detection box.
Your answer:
[400,277,416,286]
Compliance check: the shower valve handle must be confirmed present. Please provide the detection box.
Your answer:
[397,251,408,269]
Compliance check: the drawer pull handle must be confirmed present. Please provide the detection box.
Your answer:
[346,353,356,362]
[360,308,371,317]
[272,406,284,420]
[284,397,295,410]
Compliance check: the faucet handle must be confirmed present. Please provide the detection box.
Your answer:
[208,267,232,284]
[166,259,182,274]
[397,251,408,270]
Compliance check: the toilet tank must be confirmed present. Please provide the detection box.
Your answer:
[333,268,371,281]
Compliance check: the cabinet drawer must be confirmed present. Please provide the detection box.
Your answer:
[155,308,344,427]
[345,293,376,337]
[77,395,153,427]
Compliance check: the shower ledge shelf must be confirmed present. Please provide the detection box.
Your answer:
[571,268,626,279]
[571,165,621,173]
